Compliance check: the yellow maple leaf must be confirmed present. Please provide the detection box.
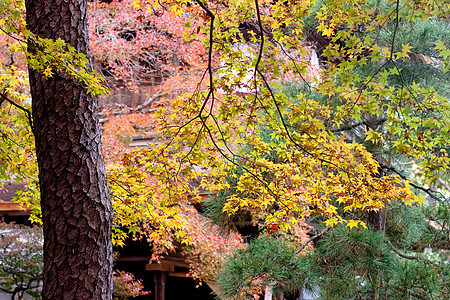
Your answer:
[346,219,360,229]
[324,218,338,227]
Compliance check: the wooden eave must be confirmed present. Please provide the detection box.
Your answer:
[0,182,29,215]
[145,251,191,277]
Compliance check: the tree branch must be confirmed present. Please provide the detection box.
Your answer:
[294,227,329,256]
[386,240,417,260]
[193,0,215,116]
[330,120,366,132]
[134,91,166,111]
[0,91,34,133]
[0,286,13,293]
[330,117,387,133]
[386,240,435,266]
[98,92,165,123]
[438,178,450,193]
[389,0,400,61]
[380,163,446,201]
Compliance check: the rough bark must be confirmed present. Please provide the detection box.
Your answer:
[25,0,113,299]
[367,207,385,231]
[365,116,387,232]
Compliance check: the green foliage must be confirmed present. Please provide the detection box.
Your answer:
[384,200,450,254]
[387,258,449,300]
[310,225,394,299]
[385,202,429,250]
[303,224,449,299]
[420,203,450,250]
[216,235,310,299]
[216,224,449,299]
[203,180,253,235]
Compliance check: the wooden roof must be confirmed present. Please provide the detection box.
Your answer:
[0,182,28,215]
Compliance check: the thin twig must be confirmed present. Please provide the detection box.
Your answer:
[194,0,215,116]
[253,0,264,87]
[380,163,446,201]
[389,0,400,61]
[0,27,28,44]
[0,92,34,133]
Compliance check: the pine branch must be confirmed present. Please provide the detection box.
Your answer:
[387,240,435,266]
[386,240,417,260]
[393,286,430,300]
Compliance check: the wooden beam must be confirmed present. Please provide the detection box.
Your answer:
[115,256,151,262]
[0,202,30,214]
[146,261,175,272]
[167,271,190,278]
[0,202,23,211]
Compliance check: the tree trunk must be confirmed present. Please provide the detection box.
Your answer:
[367,207,385,231]
[25,0,113,299]
[366,116,387,232]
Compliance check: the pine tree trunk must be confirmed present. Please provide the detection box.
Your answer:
[25,0,113,299]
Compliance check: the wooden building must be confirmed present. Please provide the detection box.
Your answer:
[0,181,215,300]
[115,239,215,300]
[0,182,30,224]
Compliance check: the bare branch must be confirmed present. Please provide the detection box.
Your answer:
[437,178,450,192]
[98,92,165,124]
[294,227,329,256]
[134,91,166,112]
[386,240,417,260]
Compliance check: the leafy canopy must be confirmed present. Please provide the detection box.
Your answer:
[111,0,448,243]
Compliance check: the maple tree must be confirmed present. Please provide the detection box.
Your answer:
[105,0,449,297]
[112,270,150,300]
[109,0,447,239]
[0,2,39,220]
[88,0,208,93]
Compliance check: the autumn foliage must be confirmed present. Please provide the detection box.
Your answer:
[1,0,449,296]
